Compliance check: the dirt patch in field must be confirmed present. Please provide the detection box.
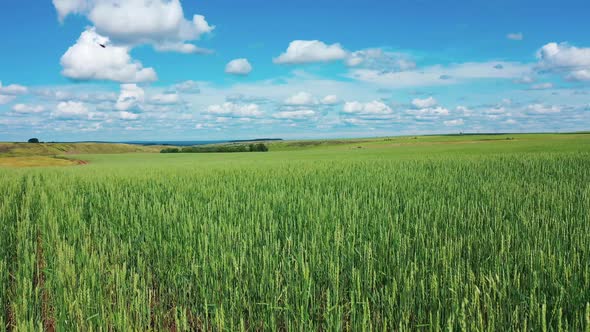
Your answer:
[0,144,12,154]
[0,156,89,168]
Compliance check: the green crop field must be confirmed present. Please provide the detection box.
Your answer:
[1,133,589,330]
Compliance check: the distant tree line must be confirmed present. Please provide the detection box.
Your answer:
[161,143,268,154]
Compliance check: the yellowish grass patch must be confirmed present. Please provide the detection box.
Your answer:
[0,156,82,167]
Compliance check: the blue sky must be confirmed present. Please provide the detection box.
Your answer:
[1,0,589,141]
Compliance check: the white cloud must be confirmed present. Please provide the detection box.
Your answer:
[274,40,348,64]
[54,0,214,52]
[515,75,535,84]
[567,70,590,81]
[273,109,316,120]
[173,80,200,93]
[207,102,263,118]
[348,61,532,87]
[225,58,253,75]
[346,49,416,71]
[119,111,140,120]
[527,104,561,114]
[61,28,157,83]
[0,82,28,104]
[52,101,89,119]
[412,96,437,108]
[321,95,339,105]
[507,32,523,41]
[536,42,590,81]
[342,118,365,126]
[0,95,16,105]
[150,93,180,105]
[0,82,28,95]
[342,101,393,115]
[485,107,506,115]
[410,106,450,117]
[52,0,87,22]
[154,43,210,54]
[284,92,316,105]
[116,84,145,111]
[12,104,45,114]
[456,106,474,116]
[195,123,217,130]
[530,82,554,90]
[444,119,464,126]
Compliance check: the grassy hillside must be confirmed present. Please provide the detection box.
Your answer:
[0,142,169,167]
[0,142,165,157]
[3,133,589,167]
[0,133,589,329]
[266,132,590,151]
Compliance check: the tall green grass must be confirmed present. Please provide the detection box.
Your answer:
[1,144,589,330]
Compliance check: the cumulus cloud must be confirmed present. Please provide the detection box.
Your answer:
[342,101,393,116]
[0,82,28,95]
[0,82,28,104]
[195,123,217,130]
[53,0,87,22]
[275,44,416,72]
[346,49,416,71]
[273,109,316,120]
[515,75,535,84]
[150,93,180,105]
[0,95,16,105]
[206,102,263,118]
[119,111,140,120]
[507,32,523,41]
[536,42,590,81]
[274,40,348,64]
[348,61,532,87]
[527,104,561,114]
[284,92,317,105]
[456,106,474,117]
[53,0,214,52]
[321,95,339,105]
[225,58,253,75]
[409,106,450,117]
[485,107,506,115]
[154,43,211,54]
[61,28,157,83]
[412,96,437,109]
[567,70,590,81]
[173,80,200,93]
[505,119,517,125]
[52,101,89,119]
[444,119,464,126]
[116,84,145,112]
[12,104,46,114]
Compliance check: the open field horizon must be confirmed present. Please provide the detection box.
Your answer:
[1,132,589,167]
[2,0,590,329]
[1,133,589,330]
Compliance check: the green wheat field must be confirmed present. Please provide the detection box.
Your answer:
[1,133,589,331]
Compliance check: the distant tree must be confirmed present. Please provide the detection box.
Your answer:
[254,143,268,152]
[160,148,180,153]
[176,143,266,154]
[27,138,40,143]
